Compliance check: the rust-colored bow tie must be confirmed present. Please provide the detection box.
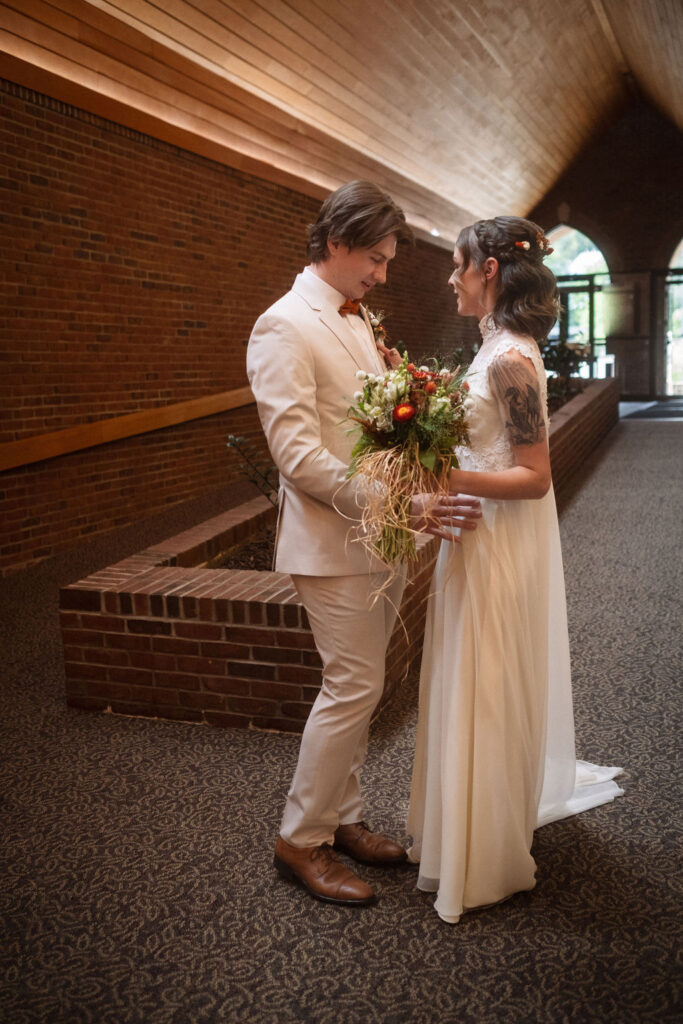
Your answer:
[339,298,361,316]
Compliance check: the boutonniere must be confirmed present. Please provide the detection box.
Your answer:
[365,308,388,346]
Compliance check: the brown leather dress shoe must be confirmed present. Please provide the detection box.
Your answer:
[333,821,408,866]
[273,836,377,906]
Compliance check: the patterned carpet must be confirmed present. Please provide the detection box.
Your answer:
[1,423,681,1024]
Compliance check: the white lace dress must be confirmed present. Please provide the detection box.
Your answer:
[407,316,623,924]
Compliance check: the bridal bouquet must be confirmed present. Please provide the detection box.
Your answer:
[346,356,471,564]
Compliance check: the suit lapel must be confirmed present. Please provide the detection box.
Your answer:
[318,310,371,372]
[291,273,378,373]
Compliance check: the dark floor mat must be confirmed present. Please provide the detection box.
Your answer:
[624,399,683,419]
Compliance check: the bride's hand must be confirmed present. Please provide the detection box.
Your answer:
[410,493,481,541]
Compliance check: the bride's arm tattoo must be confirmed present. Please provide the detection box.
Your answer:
[504,383,543,446]
[489,349,547,448]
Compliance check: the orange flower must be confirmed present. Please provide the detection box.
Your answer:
[424,381,437,394]
[393,402,416,422]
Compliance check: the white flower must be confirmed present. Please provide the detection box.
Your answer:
[355,370,368,380]
[353,391,363,400]
[428,396,451,415]
[463,397,475,410]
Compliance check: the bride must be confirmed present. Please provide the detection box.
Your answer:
[407,216,623,924]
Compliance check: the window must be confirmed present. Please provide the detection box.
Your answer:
[544,226,612,379]
[666,240,683,395]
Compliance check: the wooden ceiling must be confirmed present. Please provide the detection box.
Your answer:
[1,0,681,242]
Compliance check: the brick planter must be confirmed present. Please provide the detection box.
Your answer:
[548,378,620,507]
[60,378,619,731]
[61,497,437,732]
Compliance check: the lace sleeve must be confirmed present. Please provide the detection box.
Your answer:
[488,348,547,448]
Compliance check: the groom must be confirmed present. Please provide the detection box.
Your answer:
[247,181,480,907]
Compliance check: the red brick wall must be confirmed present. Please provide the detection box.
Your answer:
[527,98,683,399]
[549,378,619,508]
[1,405,263,568]
[60,496,437,732]
[0,79,476,575]
[527,98,683,273]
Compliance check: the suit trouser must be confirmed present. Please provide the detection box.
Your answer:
[280,569,407,848]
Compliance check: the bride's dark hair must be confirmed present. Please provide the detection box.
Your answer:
[456,216,559,341]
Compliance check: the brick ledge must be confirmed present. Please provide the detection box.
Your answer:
[61,378,618,730]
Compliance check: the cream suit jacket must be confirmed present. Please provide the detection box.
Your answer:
[246,270,388,576]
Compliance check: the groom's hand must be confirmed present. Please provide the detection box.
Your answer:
[410,493,481,542]
[377,343,403,369]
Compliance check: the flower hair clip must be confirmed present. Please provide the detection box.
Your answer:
[536,231,554,255]
[511,234,554,257]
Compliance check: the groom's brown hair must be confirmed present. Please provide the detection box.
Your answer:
[307,180,413,263]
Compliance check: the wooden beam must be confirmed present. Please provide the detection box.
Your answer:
[0,388,255,472]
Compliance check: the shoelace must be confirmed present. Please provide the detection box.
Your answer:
[311,842,337,865]
[339,821,370,836]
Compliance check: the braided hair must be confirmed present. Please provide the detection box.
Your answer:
[456,216,559,342]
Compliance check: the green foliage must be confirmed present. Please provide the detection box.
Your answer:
[419,449,437,471]
[540,339,590,414]
[410,348,472,375]
[226,435,278,507]
[540,338,590,379]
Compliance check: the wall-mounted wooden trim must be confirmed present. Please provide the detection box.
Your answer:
[0,388,255,473]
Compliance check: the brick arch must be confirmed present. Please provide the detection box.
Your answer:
[544,220,613,275]
[668,238,683,269]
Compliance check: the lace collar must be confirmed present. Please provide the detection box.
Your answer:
[479,313,498,341]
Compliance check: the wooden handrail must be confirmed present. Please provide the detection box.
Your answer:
[0,387,255,472]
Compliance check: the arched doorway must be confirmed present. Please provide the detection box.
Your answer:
[544,226,612,379]
[545,225,609,277]
[666,240,683,395]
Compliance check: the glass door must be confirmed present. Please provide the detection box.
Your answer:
[552,274,614,379]
[665,269,683,395]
